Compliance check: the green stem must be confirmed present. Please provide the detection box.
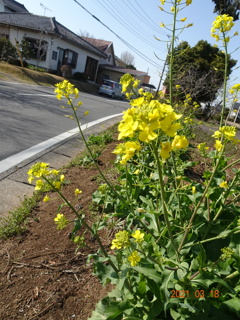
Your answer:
[221,157,240,172]
[70,99,129,209]
[169,0,178,106]
[125,164,134,212]
[203,174,237,240]
[43,176,119,273]
[221,33,228,127]
[178,148,225,252]
[152,143,179,260]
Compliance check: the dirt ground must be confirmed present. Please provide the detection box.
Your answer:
[0,140,118,320]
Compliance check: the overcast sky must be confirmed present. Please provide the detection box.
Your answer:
[19,0,240,88]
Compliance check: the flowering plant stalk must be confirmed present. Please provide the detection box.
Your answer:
[28,0,240,318]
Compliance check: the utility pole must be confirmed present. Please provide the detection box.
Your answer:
[40,3,53,16]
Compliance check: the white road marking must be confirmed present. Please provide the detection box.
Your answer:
[16,93,55,97]
[0,113,122,174]
[106,99,127,103]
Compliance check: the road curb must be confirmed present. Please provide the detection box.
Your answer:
[0,114,122,218]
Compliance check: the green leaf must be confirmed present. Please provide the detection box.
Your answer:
[137,280,147,297]
[89,296,131,320]
[170,308,181,320]
[222,298,240,317]
[134,266,162,283]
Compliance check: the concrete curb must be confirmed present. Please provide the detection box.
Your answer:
[0,114,122,218]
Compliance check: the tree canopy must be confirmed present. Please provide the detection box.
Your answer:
[212,0,240,21]
[120,51,135,67]
[164,40,237,103]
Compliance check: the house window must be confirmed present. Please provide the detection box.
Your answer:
[63,49,78,68]
[25,37,48,61]
[52,50,58,60]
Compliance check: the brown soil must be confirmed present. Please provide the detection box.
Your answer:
[0,140,119,320]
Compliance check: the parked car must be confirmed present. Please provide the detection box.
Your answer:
[99,80,124,99]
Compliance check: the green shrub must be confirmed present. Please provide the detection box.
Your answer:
[0,37,17,60]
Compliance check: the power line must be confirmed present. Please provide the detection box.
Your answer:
[126,0,168,37]
[92,0,165,50]
[73,0,164,71]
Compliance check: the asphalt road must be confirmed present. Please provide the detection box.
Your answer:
[0,81,128,161]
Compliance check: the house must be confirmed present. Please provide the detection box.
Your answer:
[0,0,28,13]
[0,2,107,81]
[82,37,151,85]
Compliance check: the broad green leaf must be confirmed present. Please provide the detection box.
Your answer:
[222,298,240,317]
[134,266,162,283]
[170,308,181,320]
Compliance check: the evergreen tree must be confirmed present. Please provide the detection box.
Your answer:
[212,0,240,21]
[164,40,237,103]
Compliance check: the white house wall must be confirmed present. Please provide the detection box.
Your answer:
[8,27,101,74]
[99,45,115,65]
[9,27,52,69]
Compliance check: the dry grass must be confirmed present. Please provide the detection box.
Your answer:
[0,61,99,94]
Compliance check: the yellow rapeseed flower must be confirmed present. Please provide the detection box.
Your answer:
[111,230,130,249]
[220,126,236,140]
[172,135,189,150]
[212,130,221,139]
[160,141,172,160]
[43,195,50,202]
[35,179,44,191]
[128,251,141,267]
[197,142,209,151]
[220,181,228,188]
[54,213,69,229]
[211,14,235,43]
[214,140,223,152]
[132,230,145,243]
[74,188,82,196]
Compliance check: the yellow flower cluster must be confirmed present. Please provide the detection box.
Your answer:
[197,142,209,151]
[212,126,236,141]
[229,83,240,94]
[220,247,234,260]
[128,251,141,267]
[54,213,69,229]
[111,230,145,267]
[211,14,235,42]
[111,229,145,249]
[111,230,130,249]
[118,98,182,143]
[220,181,228,188]
[28,162,64,191]
[160,0,192,6]
[119,73,140,93]
[55,80,79,100]
[160,135,189,160]
[112,141,141,165]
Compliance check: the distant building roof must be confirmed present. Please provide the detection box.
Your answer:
[0,13,107,57]
[82,37,112,53]
[142,83,156,89]
[99,64,148,77]
[1,0,28,13]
